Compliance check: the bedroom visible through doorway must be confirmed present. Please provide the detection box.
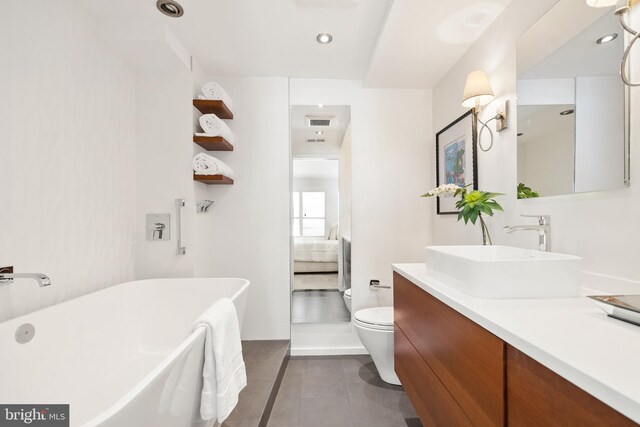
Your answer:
[290,105,351,325]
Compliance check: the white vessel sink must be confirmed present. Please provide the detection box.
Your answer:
[425,245,582,299]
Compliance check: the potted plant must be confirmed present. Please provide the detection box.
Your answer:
[422,184,504,245]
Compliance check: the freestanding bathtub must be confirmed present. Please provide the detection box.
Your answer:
[0,278,250,427]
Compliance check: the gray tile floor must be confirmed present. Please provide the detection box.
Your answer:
[267,355,422,427]
[223,340,289,427]
[292,290,351,324]
[293,273,339,291]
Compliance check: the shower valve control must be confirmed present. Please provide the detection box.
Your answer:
[146,214,171,241]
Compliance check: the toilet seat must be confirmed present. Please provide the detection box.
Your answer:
[354,307,394,331]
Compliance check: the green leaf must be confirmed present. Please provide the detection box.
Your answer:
[478,204,493,215]
[517,183,540,199]
[483,192,504,199]
[468,209,479,224]
[485,201,504,211]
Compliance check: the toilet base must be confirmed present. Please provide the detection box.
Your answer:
[355,323,400,386]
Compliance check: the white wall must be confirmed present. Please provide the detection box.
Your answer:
[200,76,291,341]
[135,70,199,279]
[575,76,626,193]
[517,78,575,105]
[0,0,136,321]
[290,79,432,354]
[340,126,353,241]
[432,0,640,283]
[519,126,575,196]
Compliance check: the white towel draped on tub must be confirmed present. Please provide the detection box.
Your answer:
[194,298,247,423]
[201,82,234,110]
[193,153,234,178]
[197,113,235,144]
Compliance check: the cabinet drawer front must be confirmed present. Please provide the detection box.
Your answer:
[507,346,638,427]
[395,323,473,427]
[394,272,505,427]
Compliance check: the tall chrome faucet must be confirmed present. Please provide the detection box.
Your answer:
[504,215,551,252]
[0,273,52,287]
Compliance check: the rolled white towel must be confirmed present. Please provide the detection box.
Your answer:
[201,82,234,110]
[193,153,234,179]
[198,114,235,145]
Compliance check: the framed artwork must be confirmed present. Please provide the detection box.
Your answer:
[435,110,478,214]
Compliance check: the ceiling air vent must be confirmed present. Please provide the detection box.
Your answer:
[306,139,326,143]
[306,116,334,127]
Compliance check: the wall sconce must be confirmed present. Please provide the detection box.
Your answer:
[587,0,639,86]
[461,70,509,152]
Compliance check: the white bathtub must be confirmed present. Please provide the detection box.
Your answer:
[0,278,250,427]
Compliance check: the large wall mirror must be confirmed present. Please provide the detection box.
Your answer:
[516,0,630,198]
[290,105,352,324]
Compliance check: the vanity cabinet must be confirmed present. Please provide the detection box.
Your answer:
[393,272,638,427]
[394,272,505,427]
[507,346,637,427]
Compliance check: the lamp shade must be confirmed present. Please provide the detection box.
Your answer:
[462,70,495,109]
[585,0,618,7]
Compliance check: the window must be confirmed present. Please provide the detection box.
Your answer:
[293,191,325,237]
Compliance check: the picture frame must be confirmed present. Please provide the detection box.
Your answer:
[435,110,478,214]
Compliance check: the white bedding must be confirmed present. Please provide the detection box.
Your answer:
[293,238,339,263]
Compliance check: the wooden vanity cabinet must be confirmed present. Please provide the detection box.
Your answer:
[507,346,637,427]
[394,272,505,427]
[393,271,638,427]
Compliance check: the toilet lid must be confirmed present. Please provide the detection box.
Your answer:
[344,288,351,297]
[354,307,393,327]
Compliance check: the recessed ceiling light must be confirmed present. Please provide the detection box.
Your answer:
[315,131,324,135]
[316,33,333,44]
[560,109,575,116]
[156,0,184,17]
[596,33,618,44]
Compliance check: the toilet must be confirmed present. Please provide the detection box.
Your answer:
[343,288,352,313]
[354,306,400,385]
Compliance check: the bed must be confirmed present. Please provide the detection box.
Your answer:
[293,237,339,273]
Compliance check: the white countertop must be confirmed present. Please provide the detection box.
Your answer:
[392,263,640,423]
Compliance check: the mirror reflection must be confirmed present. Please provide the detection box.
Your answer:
[290,105,352,324]
[517,4,629,198]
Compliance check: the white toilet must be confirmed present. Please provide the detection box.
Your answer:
[354,306,400,385]
[343,288,352,313]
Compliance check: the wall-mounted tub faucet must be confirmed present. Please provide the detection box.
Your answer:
[0,272,52,287]
[504,215,550,252]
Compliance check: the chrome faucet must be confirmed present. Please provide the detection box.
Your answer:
[504,215,551,252]
[0,273,52,287]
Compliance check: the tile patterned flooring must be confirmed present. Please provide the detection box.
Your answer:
[267,355,422,427]
[223,340,289,427]
[292,290,351,324]
[293,273,339,291]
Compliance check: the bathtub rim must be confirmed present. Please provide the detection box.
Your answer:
[0,277,251,327]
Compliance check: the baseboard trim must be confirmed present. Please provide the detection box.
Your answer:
[291,346,368,356]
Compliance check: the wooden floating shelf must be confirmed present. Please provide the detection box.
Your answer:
[193,135,234,151]
[194,174,234,185]
[192,99,234,119]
